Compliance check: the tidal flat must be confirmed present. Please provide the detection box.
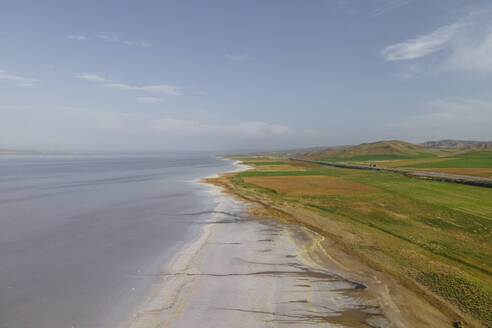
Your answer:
[122,162,451,328]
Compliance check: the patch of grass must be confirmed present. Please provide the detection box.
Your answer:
[229,174,278,196]
[319,153,435,163]
[417,272,492,325]
[407,151,492,168]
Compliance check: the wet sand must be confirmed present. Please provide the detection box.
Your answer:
[121,161,453,328]
[122,186,384,327]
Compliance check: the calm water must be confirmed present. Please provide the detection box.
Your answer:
[0,153,235,328]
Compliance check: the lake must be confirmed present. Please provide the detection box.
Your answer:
[0,153,234,328]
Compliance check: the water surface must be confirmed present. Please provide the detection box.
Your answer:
[0,153,234,328]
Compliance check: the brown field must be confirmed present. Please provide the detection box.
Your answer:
[243,175,379,196]
[415,167,492,178]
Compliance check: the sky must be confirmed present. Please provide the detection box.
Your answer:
[1,0,492,152]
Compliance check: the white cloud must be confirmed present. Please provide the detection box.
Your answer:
[225,54,250,62]
[0,69,38,87]
[396,63,425,80]
[67,34,89,41]
[78,75,183,97]
[103,83,182,96]
[387,98,492,140]
[77,73,106,82]
[96,33,119,43]
[381,9,492,75]
[381,22,461,61]
[0,106,296,151]
[137,97,164,104]
[67,33,151,48]
[444,27,492,73]
[102,83,134,90]
[151,118,291,139]
[123,40,151,48]
[222,121,291,138]
[370,0,413,17]
[96,33,151,48]
[140,85,182,96]
[424,98,492,121]
[336,0,413,17]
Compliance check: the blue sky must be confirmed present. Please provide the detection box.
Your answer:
[1,0,492,152]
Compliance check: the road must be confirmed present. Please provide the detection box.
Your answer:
[290,158,492,188]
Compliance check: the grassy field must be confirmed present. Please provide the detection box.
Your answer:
[293,140,492,179]
[313,148,492,178]
[243,175,378,196]
[405,151,492,169]
[319,153,435,163]
[227,159,492,326]
[383,150,492,178]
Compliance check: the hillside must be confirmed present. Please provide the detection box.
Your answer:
[296,140,437,161]
[421,139,492,149]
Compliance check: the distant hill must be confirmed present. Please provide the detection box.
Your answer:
[420,139,492,149]
[296,140,435,161]
[0,149,43,155]
[244,139,492,162]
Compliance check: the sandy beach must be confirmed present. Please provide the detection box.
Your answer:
[120,162,452,328]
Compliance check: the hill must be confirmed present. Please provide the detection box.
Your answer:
[296,140,437,161]
[421,139,492,149]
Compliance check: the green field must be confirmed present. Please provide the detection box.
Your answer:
[405,151,492,168]
[319,153,435,163]
[295,141,492,179]
[230,161,492,325]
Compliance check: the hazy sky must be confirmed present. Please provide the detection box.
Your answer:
[1,0,492,152]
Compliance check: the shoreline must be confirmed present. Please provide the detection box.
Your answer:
[120,159,459,328]
[205,161,487,328]
[122,177,391,326]
[119,159,252,327]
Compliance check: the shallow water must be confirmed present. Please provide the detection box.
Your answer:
[0,153,235,328]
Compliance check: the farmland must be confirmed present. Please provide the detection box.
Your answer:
[295,141,492,179]
[225,158,492,326]
[404,151,492,168]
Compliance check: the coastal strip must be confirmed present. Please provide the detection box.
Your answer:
[120,160,457,328]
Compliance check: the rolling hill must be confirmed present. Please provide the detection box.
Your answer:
[296,140,439,161]
[420,139,492,149]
